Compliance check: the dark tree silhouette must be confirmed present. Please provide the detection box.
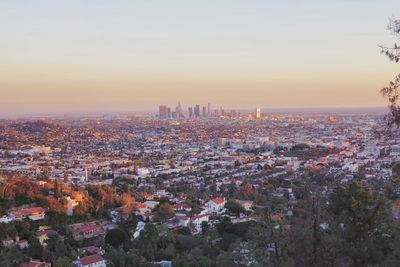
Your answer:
[380,17,400,62]
[105,228,127,248]
[381,17,400,129]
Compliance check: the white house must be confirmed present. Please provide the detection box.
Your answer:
[206,197,226,214]
[190,214,209,233]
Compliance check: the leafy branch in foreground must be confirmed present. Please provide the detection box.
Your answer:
[380,17,400,63]
[380,17,400,130]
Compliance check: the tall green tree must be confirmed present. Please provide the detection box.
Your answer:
[329,182,390,267]
[136,223,159,261]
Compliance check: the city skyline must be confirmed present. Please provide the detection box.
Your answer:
[1,0,400,116]
[2,2,400,266]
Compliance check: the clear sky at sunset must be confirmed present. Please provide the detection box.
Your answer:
[0,0,399,115]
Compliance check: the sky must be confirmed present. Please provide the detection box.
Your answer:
[0,0,399,115]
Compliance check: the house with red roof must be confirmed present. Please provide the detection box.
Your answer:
[270,213,286,221]
[21,260,51,267]
[190,214,209,234]
[134,203,150,213]
[173,203,192,212]
[73,254,106,267]
[69,222,104,241]
[78,246,105,256]
[205,197,226,214]
[9,207,46,221]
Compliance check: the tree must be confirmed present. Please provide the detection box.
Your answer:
[157,203,175,222]
[329,182,390,267]
[105,228,127,248]
[175,234,200,252]
[136,223,159,261]
[174,247,214,267]
[120,193,135,207]
[285,187,337,267]
[0,248,28,267]
[392,162,400,182]
[380,17,400,62]
[73,198,92,217]
[225,200,245,216]
[53,257,75,267]
[88,185,115,215]
[26,236,44,260]
[380,17,400,129]
[105,245,149,267]
[43,233,68,261]
[201,221,209,234]
[54,177,63,198]
[45,196,66,214]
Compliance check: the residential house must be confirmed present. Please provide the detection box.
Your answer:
[2,236,29,249]
[190,214,209,233]
[73,254,106,267]
[206,197,226,214]
[9,207,46,221]
[21,260,51,267]
[69,222,104,241]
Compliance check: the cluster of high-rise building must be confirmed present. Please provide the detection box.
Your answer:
[159,102,212,119]
[159,102,185,119]
[159,102,263,120]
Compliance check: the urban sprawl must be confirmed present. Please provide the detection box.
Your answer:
[1,105,399,267]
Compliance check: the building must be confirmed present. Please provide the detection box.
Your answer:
[2,236,29,249]
[188,107,193,118]
[69,222,104,241]
[220,107,225,117]
[21,260,51,267]
[256,108,261,119]
[206,197,226,214]
[190,214,210,233]
[153,261,173,267]
[167,107,171,118]
[159,105,168,119]
[78,246,105,256]
[194,105,200,117]
[175,102,184,118]
[73,254,106,267]
[235,200,254,211]
[8,207,46,221]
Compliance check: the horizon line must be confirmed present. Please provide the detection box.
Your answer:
[0,106,390,119]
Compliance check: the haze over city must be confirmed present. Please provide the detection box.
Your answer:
[4,1,400,267]
[1,0,400,116]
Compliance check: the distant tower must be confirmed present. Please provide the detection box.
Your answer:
[176,101,183,118]
[194,105,200,117]
[159,105,168,119]
[256,108,261,119]
[188,107,193,118]
[167,107,171,118]
[85,167,89,182]
[207,103,211,116]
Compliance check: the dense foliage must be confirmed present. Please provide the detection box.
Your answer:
[2,172,400,267]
